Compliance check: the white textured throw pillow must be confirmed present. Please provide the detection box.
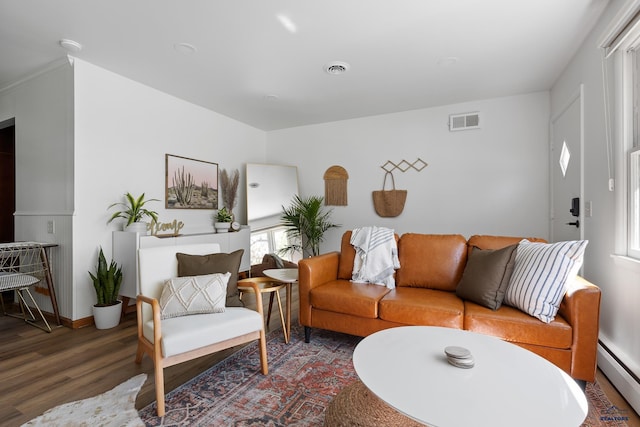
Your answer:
[159,273,230,319]
[504,239,588,323]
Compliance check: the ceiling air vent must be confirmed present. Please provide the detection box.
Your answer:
[449,112,481,131]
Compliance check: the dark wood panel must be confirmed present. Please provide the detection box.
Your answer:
[0,125,15,244]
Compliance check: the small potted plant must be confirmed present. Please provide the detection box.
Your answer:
[88,248,123,329]
[214,207,233,233]
[107,192,159,234]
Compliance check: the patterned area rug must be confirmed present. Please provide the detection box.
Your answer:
[139,326,630,426]
[140,326,360,426]
[584,381,632,427]
[23,374,146,427]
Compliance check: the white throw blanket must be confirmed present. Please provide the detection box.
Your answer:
[350,226,400,289]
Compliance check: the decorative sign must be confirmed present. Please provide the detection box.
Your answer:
[150,219,185,236]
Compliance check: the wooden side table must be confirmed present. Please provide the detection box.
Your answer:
[238,277,289,343]
[263,268,298,344]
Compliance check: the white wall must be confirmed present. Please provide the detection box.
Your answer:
[267,92,551,252]
[551,0,640,412]
[0,62,74,319]
[72,59,267,319]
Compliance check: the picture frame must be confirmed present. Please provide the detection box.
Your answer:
[165,154,218,209]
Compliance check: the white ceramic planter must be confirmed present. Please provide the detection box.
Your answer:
[93,300,122,330]
[214,222,231,233]
[125,221,148,234]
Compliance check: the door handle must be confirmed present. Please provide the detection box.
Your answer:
[565,220,580,228]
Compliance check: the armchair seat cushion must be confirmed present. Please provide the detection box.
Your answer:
[143,307,263,357]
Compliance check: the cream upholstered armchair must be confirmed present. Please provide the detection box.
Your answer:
[134,243,268,416]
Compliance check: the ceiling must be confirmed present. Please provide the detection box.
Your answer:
[0,0,609,131]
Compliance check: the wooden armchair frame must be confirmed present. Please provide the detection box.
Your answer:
[133,244,268,416]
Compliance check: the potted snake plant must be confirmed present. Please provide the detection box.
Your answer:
[88,247,123,329]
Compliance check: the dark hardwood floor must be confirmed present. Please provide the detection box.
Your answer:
[0,286,638,426]
[0,288,297,426]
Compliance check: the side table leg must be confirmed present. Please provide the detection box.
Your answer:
[286,282,292,343]
[40,247,61,325]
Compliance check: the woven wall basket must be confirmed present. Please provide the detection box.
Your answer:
[372,171,407,217]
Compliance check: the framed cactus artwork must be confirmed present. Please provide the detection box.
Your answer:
[165,154,219,209]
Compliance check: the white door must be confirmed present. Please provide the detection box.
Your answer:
[551,87,583,242]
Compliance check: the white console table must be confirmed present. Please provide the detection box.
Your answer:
[113,227,250,300]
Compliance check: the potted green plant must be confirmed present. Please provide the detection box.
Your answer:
[214,206,233,233]
[280,195,340,257]
[88,248,123,329]
[107,192,159,234]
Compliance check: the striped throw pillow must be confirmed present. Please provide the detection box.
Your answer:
[504,239,588,323]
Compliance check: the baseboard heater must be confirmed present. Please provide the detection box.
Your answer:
[597,340,640,415]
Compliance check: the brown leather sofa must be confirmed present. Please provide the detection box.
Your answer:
[298,231,601,382]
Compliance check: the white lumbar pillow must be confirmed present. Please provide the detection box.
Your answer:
[159,272,230,319]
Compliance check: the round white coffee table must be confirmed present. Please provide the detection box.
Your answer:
[353,326,587,427]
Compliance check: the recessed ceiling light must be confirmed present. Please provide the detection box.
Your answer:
[324,61,350,75]
[263,94,279,101]
[174,43,197,54]
[59,39,82,53]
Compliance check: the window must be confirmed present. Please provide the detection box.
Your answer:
[627,45,640,258]
[601,4,640,260]
[249,226,300,265]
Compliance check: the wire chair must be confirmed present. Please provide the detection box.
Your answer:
[0,242,52,332]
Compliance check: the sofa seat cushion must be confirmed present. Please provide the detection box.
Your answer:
[310,280,391,318]
[396,234,468,291]
[143,307,263,357]
[379,288,464,328]
[463,301,572,349]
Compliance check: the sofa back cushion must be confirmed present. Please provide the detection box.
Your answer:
[396,234,467,291]
[338,231,357,279]
[337,230,400,280]
[467,235,547,254]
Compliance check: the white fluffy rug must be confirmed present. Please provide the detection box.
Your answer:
[22,374,147,427]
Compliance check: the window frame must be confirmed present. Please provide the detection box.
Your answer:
[621,41,640,260]
[603,3,640,262]
[629,146,640,258]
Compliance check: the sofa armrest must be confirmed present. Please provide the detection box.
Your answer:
[558,275,601,382]
[298,251,340,326]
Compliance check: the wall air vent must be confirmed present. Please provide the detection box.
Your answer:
[449,112,481,131]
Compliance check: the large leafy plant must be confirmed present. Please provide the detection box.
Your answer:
[88,248,123,306]
[280,195,340,257]
[107,192,159,226]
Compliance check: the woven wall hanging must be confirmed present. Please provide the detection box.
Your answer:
[323,165,349,206]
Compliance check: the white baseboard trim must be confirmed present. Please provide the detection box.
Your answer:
[598,342,640,415]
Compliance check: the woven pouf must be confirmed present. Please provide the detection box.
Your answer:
[324,380,424,427]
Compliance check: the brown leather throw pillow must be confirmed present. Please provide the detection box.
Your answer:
[455,244,518,310]
[176,250,244,307]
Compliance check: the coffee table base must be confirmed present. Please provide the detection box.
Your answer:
[324,380,423,427]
